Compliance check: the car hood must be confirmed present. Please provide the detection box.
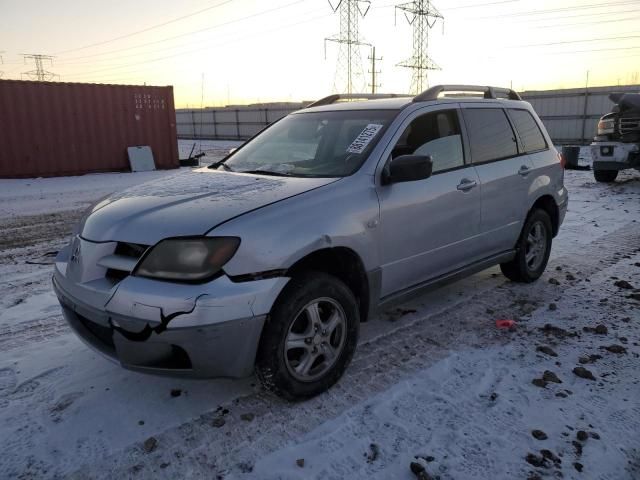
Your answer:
[80,168,338,245]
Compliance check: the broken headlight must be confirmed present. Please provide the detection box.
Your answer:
[134,237,240,282]
[597,118,615,135]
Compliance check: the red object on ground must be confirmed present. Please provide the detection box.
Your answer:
[0,79,179,178]
[495,319,516,328]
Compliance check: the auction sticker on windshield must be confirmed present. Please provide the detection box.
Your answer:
[346,124,384,154]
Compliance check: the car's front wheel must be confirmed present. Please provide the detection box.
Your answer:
[256,272,359,400]
[594,169,618,183]
[500,209,553,283]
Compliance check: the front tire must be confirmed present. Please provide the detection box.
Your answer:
[256,272,359,400]
[500,209,553,283]
[594,169,618,182]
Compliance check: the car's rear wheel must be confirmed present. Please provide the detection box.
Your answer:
[500,209,553,283]
[594,169,618,183]
[256,272,359,400]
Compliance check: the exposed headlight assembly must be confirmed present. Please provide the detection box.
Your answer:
[597,118,615,135]
[134,237,240,282]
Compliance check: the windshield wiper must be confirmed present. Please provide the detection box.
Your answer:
[208,161,233,171]
[239,169,294,177]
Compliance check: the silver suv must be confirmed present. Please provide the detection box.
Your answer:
[53,85,568,399]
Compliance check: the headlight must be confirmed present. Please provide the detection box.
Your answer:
[134,237,240,282]
[597,118,615,135]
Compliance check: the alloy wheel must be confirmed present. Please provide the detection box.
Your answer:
[284,297,347,382]
[525,220,547,272]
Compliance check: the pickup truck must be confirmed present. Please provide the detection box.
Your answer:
[591,93,640,182]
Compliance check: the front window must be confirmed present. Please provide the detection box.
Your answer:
[222,110,397,177]
[391,109,465,173]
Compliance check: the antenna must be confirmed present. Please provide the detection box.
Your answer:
[395,0,444,94]
[21,54,58,81]
[325,0,372,94]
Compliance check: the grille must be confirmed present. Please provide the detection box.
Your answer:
[103,242,148,282]
[620,117,640,135]
[115,242,148,258]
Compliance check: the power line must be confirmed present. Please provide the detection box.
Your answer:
[54,1,640,69]
[61,11,332,80]
[442,0,519,10]
[58,4,328,66]
[511,34,640,48]
[58,0,310,61]
[378,0,519,9]
[396,0,444,94]
[545,45,640,55]
[520,5,640,22]
[476,0,640,18]
[55,0,236,55]
[535,14,640,29]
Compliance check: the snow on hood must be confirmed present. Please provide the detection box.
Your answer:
[80,168,337,244]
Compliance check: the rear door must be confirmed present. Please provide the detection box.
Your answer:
[460,106,535,256]
[506,107,556,185]
[376,106,483,297]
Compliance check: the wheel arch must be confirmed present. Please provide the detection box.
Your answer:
[529,194,559,237]
[284,247,370,323]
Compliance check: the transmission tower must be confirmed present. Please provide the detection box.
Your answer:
[395,0,444,94]
[325,0,371,94]
[0,51,4,78]
[21,54,57,81]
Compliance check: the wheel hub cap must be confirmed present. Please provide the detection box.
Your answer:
[284,297,347,382]
[525,220,547,271]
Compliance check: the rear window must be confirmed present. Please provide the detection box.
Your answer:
[463,108,517,163]
[508,109,547,153]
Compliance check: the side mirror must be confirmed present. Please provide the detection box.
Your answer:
[382,155,433,185]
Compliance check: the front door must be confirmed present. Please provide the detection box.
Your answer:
[376,107,483,298]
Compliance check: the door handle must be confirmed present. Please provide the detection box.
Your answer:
[457,179,477,191]
[518,165,531,176]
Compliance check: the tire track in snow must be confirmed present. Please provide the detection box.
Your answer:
[0,211,82,251]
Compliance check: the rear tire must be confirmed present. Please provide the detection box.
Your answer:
[594,169,618,183]
[500,209,553,283]
[256,272,359,400]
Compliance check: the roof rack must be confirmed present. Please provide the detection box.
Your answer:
[305,93,412,109]
[413,84,522,102]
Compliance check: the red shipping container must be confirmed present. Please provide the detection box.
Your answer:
[0,80,179,178]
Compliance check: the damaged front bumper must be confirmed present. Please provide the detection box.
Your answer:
[53,243,289,378]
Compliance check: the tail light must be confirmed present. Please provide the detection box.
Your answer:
[557,151,566,169]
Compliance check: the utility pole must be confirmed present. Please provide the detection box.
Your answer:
[368,46,382,94]
[395,0,444,94]
[325,0,371,94]
[580,70,590,145]
[21,54,57,81]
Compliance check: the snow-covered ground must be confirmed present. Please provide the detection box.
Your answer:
[178,138,242,163]
[0,140,241,219]
[0,145,639,479]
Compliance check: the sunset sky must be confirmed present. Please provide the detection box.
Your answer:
[1,0,639,107]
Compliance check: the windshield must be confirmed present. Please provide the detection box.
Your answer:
[222,109,397,177]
